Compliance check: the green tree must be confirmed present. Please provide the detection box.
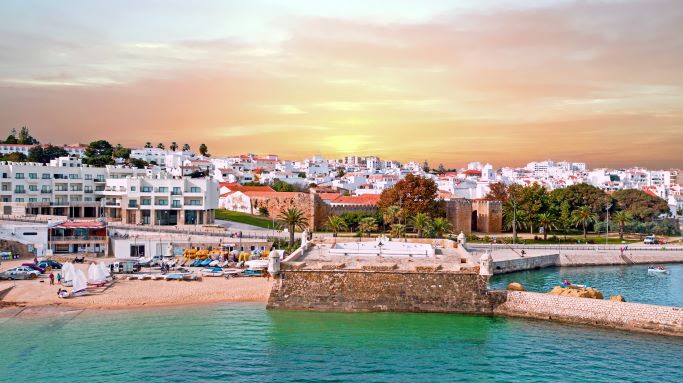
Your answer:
[271,179,294,192]
[382,205,402,232]
[113,145,131,159]
[390,223,406,238]
[550,184,611,216]
[170,142,178,151]
[612,210,633,240]
[18,127,39,144]
[537,212,557,240]
[612,189,669,222]
[277,207,308,247]
[199,143,209,157]
[182,143,190,151]
[258,206,269,217]
[144,142,152,148]
[156,143,165,150]
[558,201,572,240]
[27,146,45,163]
[358,217,378,238]
[128,158,148,169]
[572,206,597,240]
[84,140,114,167]
[336,168,346,178]
[427,217,453,238]
[1,152,27,162]
[326,215,348,237]
[4,128,18,144]
[410,212,431,238]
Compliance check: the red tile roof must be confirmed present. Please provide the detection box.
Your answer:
[219,182,274,193]
[54,221,106,229]
[331,194,380,206]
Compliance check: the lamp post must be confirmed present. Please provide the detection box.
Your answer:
[605,203,612,245]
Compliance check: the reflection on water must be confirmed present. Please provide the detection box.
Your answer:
[490,264,683,307]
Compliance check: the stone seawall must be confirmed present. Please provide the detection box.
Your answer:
[492,254,560,274]
[495,291,683,337]
[267,270,503,313]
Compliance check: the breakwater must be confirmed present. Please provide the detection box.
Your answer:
[495,291,683,337]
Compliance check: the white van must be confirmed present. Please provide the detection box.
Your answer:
[644,235,657,245]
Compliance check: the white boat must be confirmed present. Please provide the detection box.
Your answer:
[72,269,88,297]
[244,259,269,270]
[61,262,75,287]
[209,260,220,267]
[648,267,669,274]
[201,267,224,277]
[88,263,109,285]
[165,272,190,281]
[223,269,243,278]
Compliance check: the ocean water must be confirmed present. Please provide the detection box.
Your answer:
[490,263,683,307]
[1,302,682,383]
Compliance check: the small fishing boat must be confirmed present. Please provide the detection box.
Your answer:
[164,273,186,280]
[648,266,669,274]
[200,258,212,267]
[182,273,197,281]
[201,267,224,277]
[208,260,220,267]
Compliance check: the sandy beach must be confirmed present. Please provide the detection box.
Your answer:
[0,259,273,316]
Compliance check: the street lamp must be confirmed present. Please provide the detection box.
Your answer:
[605,203,613,245]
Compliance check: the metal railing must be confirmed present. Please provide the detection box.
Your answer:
[50,236,107,242]
[466,243,683,252]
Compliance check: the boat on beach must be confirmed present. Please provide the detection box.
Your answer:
[201,267,224,277]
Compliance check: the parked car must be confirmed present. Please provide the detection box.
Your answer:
[21,263,46,274]
[0,266,41,280]
[37,260,63,270]
[644,235,657,245]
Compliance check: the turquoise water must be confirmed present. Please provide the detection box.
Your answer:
[490,264,683,307]
[1,303,682,382]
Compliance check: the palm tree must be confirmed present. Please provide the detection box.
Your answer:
[182,143,190,151]
[572,206,597,240]
[410,212,431,238]
[326,215,348,237]
[612,210,633,240]
[144,142,152,148]
[428,217,453,238]
[157,143,165,150]
[170,142,178,151]
[390,223,405,238]
[358,217,378,238]
[382,205,401,232]
[277,208,308,247]
[199,143,209,157]
[537,212,557,240]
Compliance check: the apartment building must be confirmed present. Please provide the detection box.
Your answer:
[0,157,187,222]
[101,176,218,225]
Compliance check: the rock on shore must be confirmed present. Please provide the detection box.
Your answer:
[548,286,604,299]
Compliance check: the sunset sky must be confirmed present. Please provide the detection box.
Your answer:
[0,0,681,168]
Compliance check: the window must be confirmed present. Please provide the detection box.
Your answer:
[22,232,37,236]
[15,198,24,202]
[41,186,50,193]
[171,200,181,208]
[128,200,137,208]
[95,186,105,191]
[84,186,93,193]
[42,198,50,202]
[14,186,25,193]
[42,173,51,179]
[158,187,168,193]
[130,186,136,191]
[156,199,168,206]
[84,174,92,180]
[172,187,181,195]
[28,173,37,179]
[15,173,24,179]
[96,175,105,182]
[28,198,37,202]
[190,186,201,193]
[69,174,80,179]
[142,199,151,206]
[141,186,152,193]
[28,185,37,191]
[189,199,201,206]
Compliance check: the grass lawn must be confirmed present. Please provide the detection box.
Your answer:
[214,209,276,229]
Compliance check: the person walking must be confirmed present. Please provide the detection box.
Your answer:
[49,273,55,285]
[57,273,61,284]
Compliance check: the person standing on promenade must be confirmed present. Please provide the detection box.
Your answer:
[49,273,54,285]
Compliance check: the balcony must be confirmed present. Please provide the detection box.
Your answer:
[84,190,94,194]
[41,190,52,194]
[14,190,25,194]
[50,236,107,243]
[171,191,182,195]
